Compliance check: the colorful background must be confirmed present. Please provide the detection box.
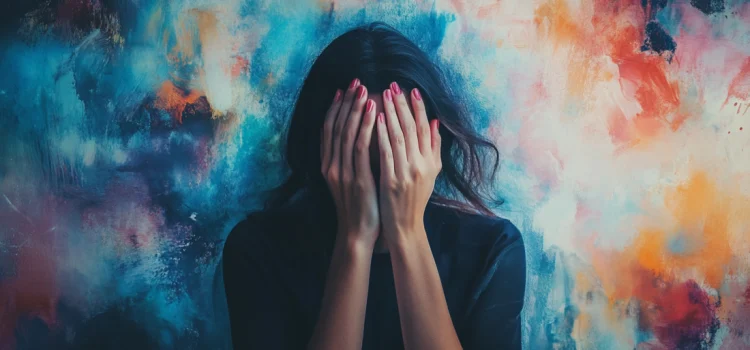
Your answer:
[1,0,749,349]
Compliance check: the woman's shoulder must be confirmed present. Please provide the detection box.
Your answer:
[222,211,271,260]
[222,206,299,260]
[222,195,329,261]
[426,201,524,253]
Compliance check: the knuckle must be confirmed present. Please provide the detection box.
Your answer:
[410,165,423,179]
[355,179,368,189]
[341,173,352,185]
[380,147,389,157]
[406,122,416,135]
[388,180,404,192]
[395,134,405,146]
[356,140,368,154]
[420,125,430,137]
[327,168,339,182]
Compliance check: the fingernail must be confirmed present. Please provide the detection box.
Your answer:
[378,112,384,123]
[358,85,366,99]
[413,88,422,101]
[390,82,401,95]
[333,89,342,102]
[384,89,392,102]
[349,78,360,89]
[366,99,374,112]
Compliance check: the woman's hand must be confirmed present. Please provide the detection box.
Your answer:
[376,82,442,246]
[321,78,380,249]
[311,79,379,350]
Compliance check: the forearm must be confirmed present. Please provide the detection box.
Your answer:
[307,234,374,350]
[389,226,463,350]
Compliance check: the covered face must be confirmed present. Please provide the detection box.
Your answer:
[362,92,416,179]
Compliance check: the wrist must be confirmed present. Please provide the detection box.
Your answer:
[335,231,376,255]
[385,225,428,252]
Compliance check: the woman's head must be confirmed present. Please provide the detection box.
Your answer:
[266,21,501,216]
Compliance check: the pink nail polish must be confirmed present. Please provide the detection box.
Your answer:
[349,78,360,89]
[333,89,342,102]
[357,85,366,99]
[366,100,374,112]
[390,82,401,95]
[378,112,384,123]
[384,89,392,102]
[413,88,422,101]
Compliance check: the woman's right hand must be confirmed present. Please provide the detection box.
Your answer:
[320,78,380,250]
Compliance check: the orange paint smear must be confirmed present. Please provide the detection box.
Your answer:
[153,81,204,124]
[535,0,683,144]
[586,171,750,345]
[534,0,584,49]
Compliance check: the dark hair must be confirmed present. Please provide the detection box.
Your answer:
[264,21,501,217]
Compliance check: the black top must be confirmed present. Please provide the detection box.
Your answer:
[222,192,526,350]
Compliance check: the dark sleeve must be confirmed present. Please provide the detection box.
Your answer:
[462,222,527,350]
[222,218,302,350]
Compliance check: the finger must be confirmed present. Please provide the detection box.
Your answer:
[410,87,431,156]
[376,112,395,181]
[431,118,442,167]
[382,89,408,176]
[322,89,343,172]
[355,99,376,180]
[331,78,361,176]
[390,82,419,159]
[341,85,368,181]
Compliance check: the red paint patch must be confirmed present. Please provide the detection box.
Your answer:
[724,57,750,105]
[231,56,249,78]
[0,195,63,349]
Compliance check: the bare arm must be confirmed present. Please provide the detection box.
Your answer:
[308,78,380,349]
[307,236,374,350]
[390,228,463,350]
[377,82,461,349]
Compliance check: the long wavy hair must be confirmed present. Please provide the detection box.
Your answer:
[264,21,501,218]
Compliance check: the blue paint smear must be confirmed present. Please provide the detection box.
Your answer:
[0,3,498,349]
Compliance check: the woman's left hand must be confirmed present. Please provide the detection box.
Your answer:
[376,82,442,246]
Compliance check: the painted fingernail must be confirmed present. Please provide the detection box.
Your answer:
[378,112,384,123]
[384,89,392,102]
[413,88,422,101]
[390,82,401,95]
[366,99,374,112]
[333,89,342,102]
[349,78,360,89]
[358,85,366,99]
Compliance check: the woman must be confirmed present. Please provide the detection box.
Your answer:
[222,22,526,350]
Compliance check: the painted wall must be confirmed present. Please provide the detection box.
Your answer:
[1,0,749,348]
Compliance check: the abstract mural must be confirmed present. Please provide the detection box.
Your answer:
[1,0,749,348]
